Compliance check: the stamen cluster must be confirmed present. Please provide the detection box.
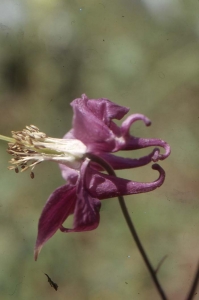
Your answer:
[7,125,47,176]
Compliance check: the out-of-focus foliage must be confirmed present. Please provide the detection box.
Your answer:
[0,0,198,299]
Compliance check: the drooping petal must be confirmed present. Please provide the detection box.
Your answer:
[60,159,101,232]
[34,184,76,260]
[86,164,165,200]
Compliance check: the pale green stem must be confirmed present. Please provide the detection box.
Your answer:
[0,135,15,143]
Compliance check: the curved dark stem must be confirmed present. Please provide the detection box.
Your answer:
[185,262,199,300]
[86,153,168,300]
[117,195,167,300]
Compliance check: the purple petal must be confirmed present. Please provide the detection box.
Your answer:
[120,114,151,136]
[60,159,101,232]
[114,136,171,161]
[67,95,170,159]
[73,94,129,124]
[99,149,159,170]
[59,163,78,184]
[70,94,129,152]
[86,96,129,123]
[86,164,165,199]
[60,194,101,233]
[34,184,76,260]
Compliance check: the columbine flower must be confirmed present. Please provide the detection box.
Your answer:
[0,94,170,260]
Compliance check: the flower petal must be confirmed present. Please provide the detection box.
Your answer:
[70,94,129,152]
[60,159,101,232]
[86,95,129,123]
[86,164,165,199]
[114,136,171,161]
[99,149,159,170]
[120,114,151,136]
[68,95,171,160]
[60,193,101,233]
[59,163,78,184]
[34,184,76,260]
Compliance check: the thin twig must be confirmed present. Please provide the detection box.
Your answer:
[155,255,168,274]
[185,262,199,300]
[117,194,167,300]
[87,153,168,300]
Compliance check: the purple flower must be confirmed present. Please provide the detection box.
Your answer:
[0,94,170,259]
[34,94,170,260]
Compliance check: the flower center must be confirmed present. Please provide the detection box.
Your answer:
[0,125,87,177]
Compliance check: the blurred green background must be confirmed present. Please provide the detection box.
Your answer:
[0,0,199,299]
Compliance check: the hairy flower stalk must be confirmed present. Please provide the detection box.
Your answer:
[0,94,171,261]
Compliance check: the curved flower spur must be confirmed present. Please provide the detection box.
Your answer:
[0,94,170,260]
